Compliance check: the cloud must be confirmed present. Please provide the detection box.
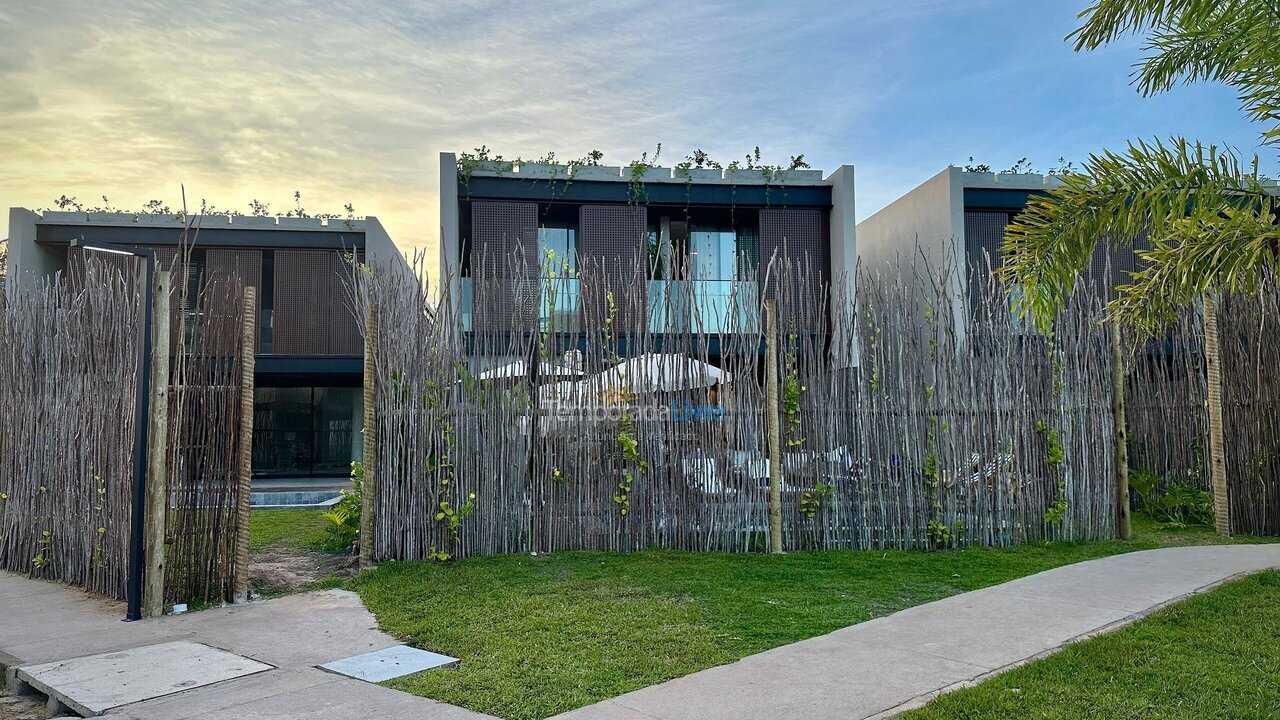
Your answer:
[1,0,1273,283]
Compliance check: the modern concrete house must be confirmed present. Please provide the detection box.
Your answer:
[6,208,411,493]
[437,152,858,365]
[857,167,1147,331]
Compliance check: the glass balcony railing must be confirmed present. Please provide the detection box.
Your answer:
[649,280,760,334]
[460,277,759,334]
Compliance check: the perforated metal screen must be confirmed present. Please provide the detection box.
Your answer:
[580,204,647,328]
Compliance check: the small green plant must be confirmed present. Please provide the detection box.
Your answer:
[615,412,646,516]
[781,371,804,447]
[321,461,364,552]
[33,530,53,569]
[925,519,953,548]
[1035,420,1064,465]
[1129,469,1161,515]
[799,483,833,519]
[1044,480,1070,525]
[626,144,662,204]
[1158,482,1214,527]
[925,519,964,549]
[436,493,477,538]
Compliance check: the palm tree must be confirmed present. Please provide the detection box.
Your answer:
[1000,1,1280,537]
[1002,0,1280,333]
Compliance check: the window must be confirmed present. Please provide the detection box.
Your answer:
[647,210,761,333]
[253,387,362,477]
[538,225,580,331]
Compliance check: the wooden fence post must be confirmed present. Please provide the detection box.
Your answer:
[142,270,170,618]
[360,304,378,570]
[1110,321,1131,540]
[764,299,783,554]
[1203,293,1231,536]
[232,286,257,602]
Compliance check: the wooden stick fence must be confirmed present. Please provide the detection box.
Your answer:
[357,245,1122,560]
[0,255,253,604]
[0,261,141,596]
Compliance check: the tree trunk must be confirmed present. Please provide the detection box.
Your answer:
[764,299,783,554]
[1202,293,1231,536]
[232,286,256,602]
[360,304,379,568]
[1110,321,1131,540]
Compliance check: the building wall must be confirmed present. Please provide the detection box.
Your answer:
[825,165,857,366]
[5,208,63,299]
[439,152,461,313]
[856,168,966,331]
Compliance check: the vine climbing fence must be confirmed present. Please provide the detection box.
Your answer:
[0,256,253,605]
[358,249,1118,561]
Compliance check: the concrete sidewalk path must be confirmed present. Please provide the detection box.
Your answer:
[553,545,1280,720]
[0,573,495,719]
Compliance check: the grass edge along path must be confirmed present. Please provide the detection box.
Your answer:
[899,569,1280,720]
[349,516,1275,720]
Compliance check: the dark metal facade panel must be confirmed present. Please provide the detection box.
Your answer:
[207,249,263,351]
[328,252,362,355]
[207,248,262,289]
[964,210,1143,301]
[759,208,825,298]
[273,250,331,355]
[580,204,648,329]
[471,200,538,331]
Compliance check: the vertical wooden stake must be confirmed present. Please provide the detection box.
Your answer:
[1203,293,1231,536]
[142,270,170,618]
[764,299,784,554]
[1109,321,1131,540]
[360,304,378,570]
[232,286,257,602]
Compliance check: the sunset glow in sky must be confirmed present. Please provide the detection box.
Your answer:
[2,1,1274,276]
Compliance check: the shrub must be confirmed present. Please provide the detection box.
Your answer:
[322,461,363,552]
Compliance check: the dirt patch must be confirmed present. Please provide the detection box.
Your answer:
[250,549,358,596]
[0,693,49,720]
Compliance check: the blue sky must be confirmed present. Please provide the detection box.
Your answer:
[1,0,1274,267]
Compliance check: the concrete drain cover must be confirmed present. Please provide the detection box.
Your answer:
[16,640,272,717]
[320,645,459,682]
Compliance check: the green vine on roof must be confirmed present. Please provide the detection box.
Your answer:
[626,144,662,204]
[456,145,811,207]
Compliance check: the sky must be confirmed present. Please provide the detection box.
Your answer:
[2,0,1276,277]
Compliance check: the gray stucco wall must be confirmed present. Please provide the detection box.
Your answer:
[6,207,62,300]
[855,167,967,337]
[825,165,858,367]
[364,216,417,290]
[439,152,460,315]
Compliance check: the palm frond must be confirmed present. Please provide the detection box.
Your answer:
[1000,138,1275,330]
[1072,0,1280,143]
[1111,208,1280,331]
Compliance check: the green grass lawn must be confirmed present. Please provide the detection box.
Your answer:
[350,516,1274,720]
[901,570,1280,720]
[248,508,331,552]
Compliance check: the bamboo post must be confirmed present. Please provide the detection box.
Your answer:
[1109,321,1131,540]
[1203,293,1231,536]
[232,286,257,602]
[360,304,378,569]
[764,299,783,554]
[142,270,170,617]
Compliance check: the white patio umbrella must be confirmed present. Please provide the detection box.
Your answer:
[585,353,732,395]
[476,360,583,383]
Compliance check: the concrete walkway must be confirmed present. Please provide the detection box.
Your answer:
[553,545,1280,720]
[4,545,1278,720]
[0,574,495,719]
